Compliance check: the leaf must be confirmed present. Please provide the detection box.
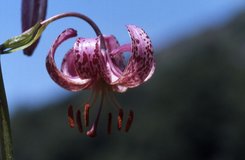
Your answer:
[0,21,47,54]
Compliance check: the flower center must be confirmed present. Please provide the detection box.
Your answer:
[67,80,134,137]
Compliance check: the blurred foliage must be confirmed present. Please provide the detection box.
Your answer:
[11,11,245,160]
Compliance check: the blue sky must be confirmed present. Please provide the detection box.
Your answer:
[0,0,245,113]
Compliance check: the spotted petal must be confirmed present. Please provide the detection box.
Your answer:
[113,25,155,88]
[97,36,129,86]
[73,37,102,80]
[61,49,79,77]
[46,28,91,91]
[73,35,125,83]
[104,36,126,73]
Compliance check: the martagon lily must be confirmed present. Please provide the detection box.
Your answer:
[46,21,155,137]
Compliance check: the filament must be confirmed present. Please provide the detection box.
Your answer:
[76,109,83,133]
[107,112,112,134]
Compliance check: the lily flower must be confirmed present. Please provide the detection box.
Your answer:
[46,25,155,137]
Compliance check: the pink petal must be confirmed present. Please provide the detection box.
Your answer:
[105,36,126,72]
[104,35,120,52]
[99,36,127,84]
[113,25,155,88]
[73,37,102,80]
[61,49,79,77]
[73,35,125,85]
[99,49,122,84]
[46,28,92,91]
[111,43,131,55]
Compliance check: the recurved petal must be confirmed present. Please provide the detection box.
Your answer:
[73,37,102,80]
[104,35,120,52]
[21,0,47,56]
[46,28,92,91]
[61,49,79,77]
[95,35,128,85]
[114,25,155,88]
[105,35,126,72]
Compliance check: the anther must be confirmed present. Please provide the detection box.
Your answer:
[67,105,75,128]
[117,109,124,130]
[125,110,134,132]
[76,109,83,133]
[108,112,112,134]
[84,103,90,127]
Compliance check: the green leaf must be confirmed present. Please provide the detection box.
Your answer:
[0,21,48,54]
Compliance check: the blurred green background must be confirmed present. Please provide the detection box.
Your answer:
[10,8,245,160]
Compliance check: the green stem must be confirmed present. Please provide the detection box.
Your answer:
[0,56,14,160]
[0,12,107,54]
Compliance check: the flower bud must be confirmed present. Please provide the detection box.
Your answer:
[21,0,47,56]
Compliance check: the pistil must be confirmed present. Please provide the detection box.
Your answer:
[86,92,104,137]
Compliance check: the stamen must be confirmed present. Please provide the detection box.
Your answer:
[76,109,83,133]
[84,103,90,127]
[125,110,134,132]
[67,105,75,128]
[117,109,123,130]
[107,112,112,134]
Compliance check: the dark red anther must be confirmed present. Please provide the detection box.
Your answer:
[108,112,112,134]
[125,110,134,132]
[84,103,90,127]
[117,109,124,130]
[67,105,75,128]
[76,110,83,133]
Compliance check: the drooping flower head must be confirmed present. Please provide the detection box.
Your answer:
[46,16,155,137]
